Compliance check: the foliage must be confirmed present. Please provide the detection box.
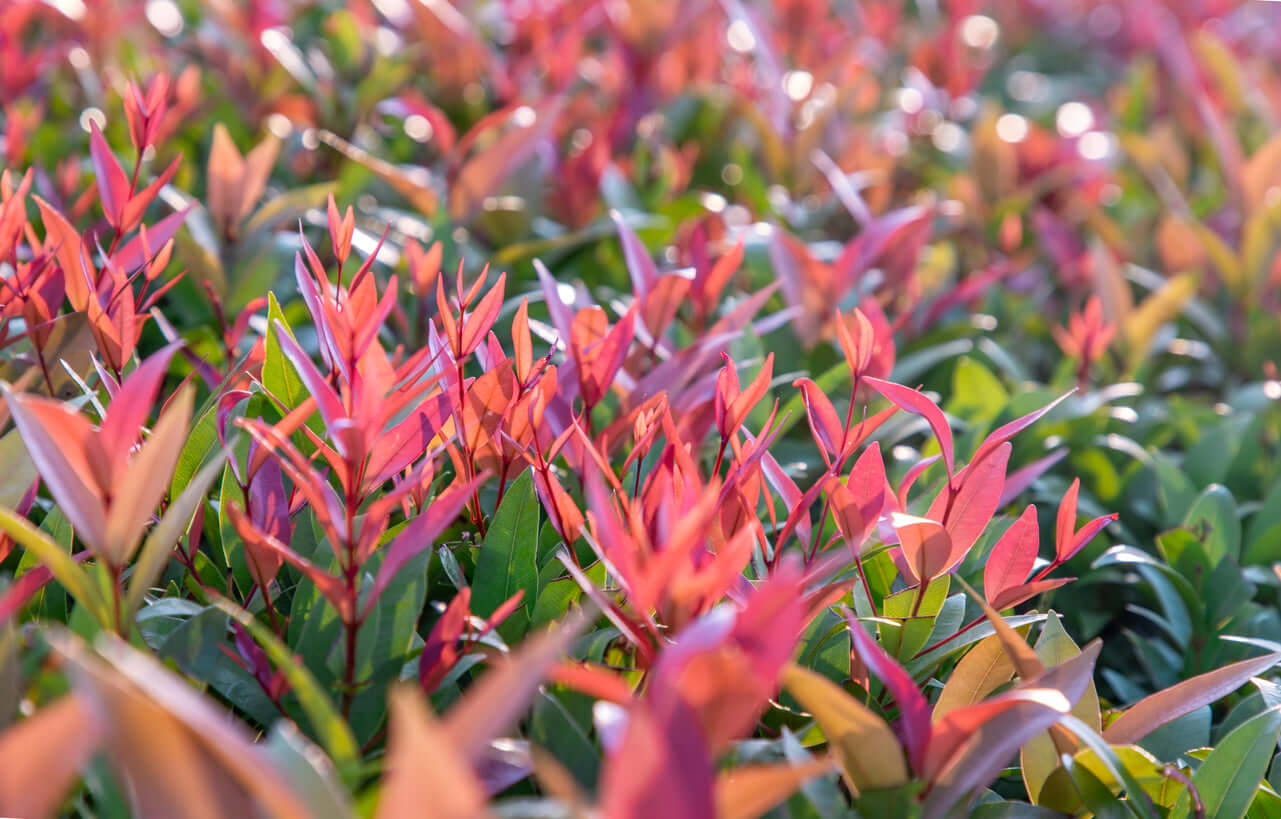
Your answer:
[4,1,1281,817]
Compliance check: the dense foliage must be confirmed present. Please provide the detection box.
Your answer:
[5,1,1281,817]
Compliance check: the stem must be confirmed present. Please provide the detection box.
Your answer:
[341,615,360,718]
[110,564,126,636]
[34,344,56,397]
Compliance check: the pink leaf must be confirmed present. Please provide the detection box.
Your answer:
[865,378,954,477]
[988,578,1072,611]
[459,272,506,357]
[1055,478,1080,562]
[960,392,1072,485]
[983,505,1039,606]
[892,513,953,586]
[793,377,843,458]
[2,388,107,554]
[998,449,1066,507]
[364,475,484,617]
[612,210,659,302]
[927,442,1010,569]
[89,122,130,228]
[99,341,183,474]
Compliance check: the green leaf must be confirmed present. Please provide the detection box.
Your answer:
[1066,757,1137,819]
[529,689,600,788]
[1058,715,1161,819]
[882,575,950,661]
[0,506,110,627]
[263,721,354,819]
[213,597,361,785]
[1182,484,1242,564]
[472,470,539,639]
[948,357,1009,423]
[0,429,38,509]
[1170,706,1281,819]
[263,292,310,414]
[169,393,221,498]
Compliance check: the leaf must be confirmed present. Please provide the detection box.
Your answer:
[1,385,107,555]
[1103,652,1281,745]
[984,506,1039,605]
[443,609,589,762]
[262,292,310,413]
[932,633,1019,723]
[927,442,1010,562]
[847,611,932,773]
[1123,273,1198,357]
[35,196,95,310]
[1056,715,1161,819]
[0,506,110,627]
[891,513,954,586]
[715,758,835,819]
[212,598,361,784]
[57,632,315,819]
[0,694,103,818]
[473,470,539,632]
[124,450,226,622]
[169,394,220,498]
[865,378,954,477]
[89,122,130,227]
[0,429,37,510]
[780,664,908,792]
[375,686,492,819]
[1169,707,1281,819]
[1181,484,1241,564]
[104,383,194,567]
[262,721,354,819]
[923,644,1101,818]
[612,209,660,301]
[449,98,564,221]
[364,475,482,618]
[1022,614,1101,803]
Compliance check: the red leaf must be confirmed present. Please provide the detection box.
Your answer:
[599,699,716,819]
[988,578,1072,611]
[983,505,1039,606]
[577,305,636,408]
[835,307,875,376]
[419,588,472,694]
[460,271,506,357]
[865,378,954,477]
[272,320,351,453]
[226,502,286,591]
[927,442,1010,567]
[0,552,91,623]
[1063,512,1118,563]
[113,208,189,274]
[1055,478,1080,562]
[998,448,1066,507]
[35,196,95,311]
[961,392,1072,485]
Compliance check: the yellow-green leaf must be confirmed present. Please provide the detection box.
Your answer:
[932,632,1019,723]
[1022,613,1101,802]
[781,664,909,793]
